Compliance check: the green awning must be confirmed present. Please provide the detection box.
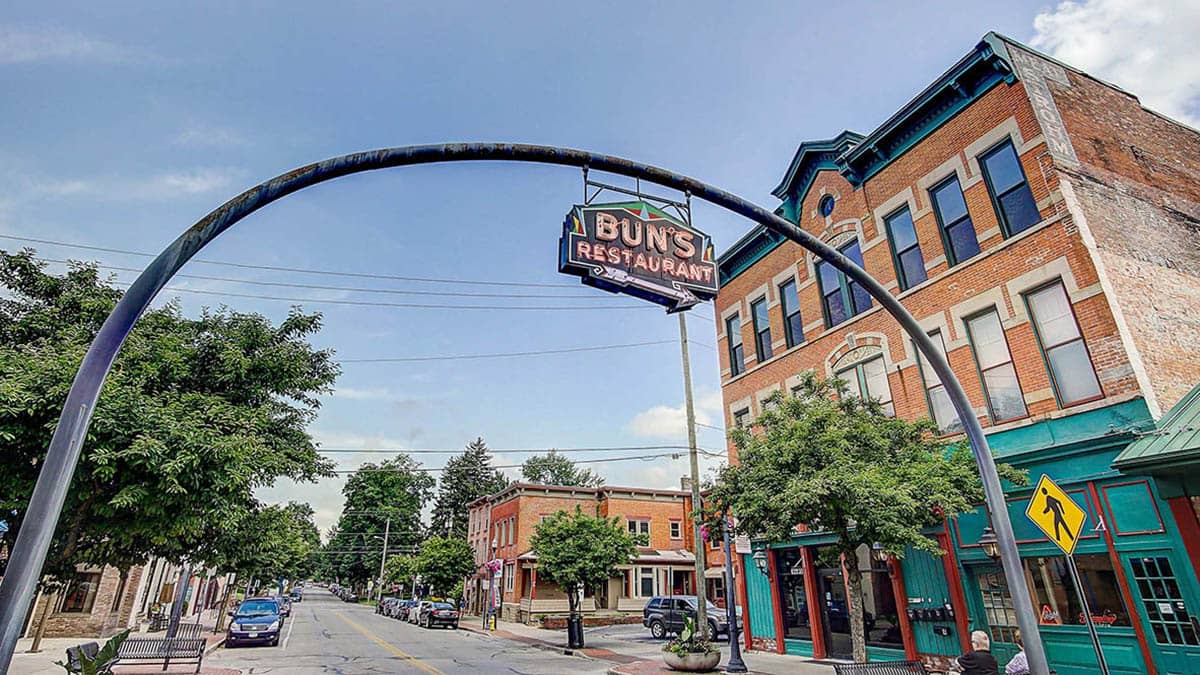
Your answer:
[1114,383,1200,474]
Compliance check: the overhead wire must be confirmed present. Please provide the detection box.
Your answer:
[315,444,724,455]
[325,450,725,474]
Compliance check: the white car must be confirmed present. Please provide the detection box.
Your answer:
[409,601,431,624]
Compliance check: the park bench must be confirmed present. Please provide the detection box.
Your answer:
[63,641,115,674]
[832,661,929,675]
[116,636,207,673]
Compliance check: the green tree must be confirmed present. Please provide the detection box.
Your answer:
[383,554,417,592]
[413,536,475,597]
[531,506,636,637]
[213,502,321,584]
[430,438,508,538]
[0,251,336,581]
[323,455,434,589]
[520,450,604,487]
[707,374,1026,663]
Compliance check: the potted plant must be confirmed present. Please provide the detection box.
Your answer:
[662,617,720,672]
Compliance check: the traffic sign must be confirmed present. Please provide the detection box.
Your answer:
[1025,474,1087,555]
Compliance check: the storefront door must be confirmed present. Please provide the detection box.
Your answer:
[818,567,853,659]
[972,565,1020,664]
[1123,552,1200,672]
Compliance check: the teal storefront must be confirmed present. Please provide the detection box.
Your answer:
[737,399,1200,673]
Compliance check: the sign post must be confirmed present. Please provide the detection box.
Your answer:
[1025,475,1108,674]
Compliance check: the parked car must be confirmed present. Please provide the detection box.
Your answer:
[290,588,303,603]
[377,597,399,616]
[274,595,292,617]
[396,600,419,621]
[227,597,283,647]
[409,601,431,624]
[418,601,460,629]
[642,596,731,640]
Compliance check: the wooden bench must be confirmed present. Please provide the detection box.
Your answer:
[832,661,929,675]
[115,637,206,673]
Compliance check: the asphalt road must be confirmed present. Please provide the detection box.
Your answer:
[207,588,612,675]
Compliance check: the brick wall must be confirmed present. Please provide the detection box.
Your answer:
[715,67,1146,454]
[1044,64,1200,414]
[28,564,144,638]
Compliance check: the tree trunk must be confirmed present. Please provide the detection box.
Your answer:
[215,574,236,632]
[28,588,56,653]
[845,550,867,663]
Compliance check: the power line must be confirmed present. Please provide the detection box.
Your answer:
[338,340,676,363]
[315,444,725,455]
[326,450,724,474]
[1,233,579,288]
[32,257,615,300]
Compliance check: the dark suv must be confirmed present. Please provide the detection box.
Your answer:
[642,596,730,640]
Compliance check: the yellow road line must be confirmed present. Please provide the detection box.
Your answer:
[334,611,445,675]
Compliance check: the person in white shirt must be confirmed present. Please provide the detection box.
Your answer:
[1005,629,1030,675]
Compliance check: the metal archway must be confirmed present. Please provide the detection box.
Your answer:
[0,143,1049,673]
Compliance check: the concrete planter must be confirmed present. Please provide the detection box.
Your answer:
[662,649,720,672]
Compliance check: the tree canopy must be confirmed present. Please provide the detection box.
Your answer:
[318,454,435,587]
[211,501,321,583]
[520,450,604,487]
[531,506,635,618]
[707,373,1026,662]
[0,250,337,580]
[429,438,508,538]
[413,535,475,598]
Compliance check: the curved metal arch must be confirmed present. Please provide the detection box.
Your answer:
[0,143,1048,673]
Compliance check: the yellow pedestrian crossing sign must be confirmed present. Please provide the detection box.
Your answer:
[1025,475,1087,555]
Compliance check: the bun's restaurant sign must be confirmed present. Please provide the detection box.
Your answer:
[558,201,718,312]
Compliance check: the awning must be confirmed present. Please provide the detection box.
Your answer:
[1114,383,1200,478]
[704,567,726,579]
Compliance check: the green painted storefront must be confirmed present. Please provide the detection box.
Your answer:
[737,399,1200,673]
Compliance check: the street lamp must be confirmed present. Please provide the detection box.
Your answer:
[720,518,747,673]
[752,549,768,577]
[483,537,498,631]
[978,526,1001,561]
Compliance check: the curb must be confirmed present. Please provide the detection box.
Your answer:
[205,637,226,655]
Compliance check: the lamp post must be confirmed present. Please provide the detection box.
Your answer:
[484,538,498,630]
[978,527,1001,561]
[721,518,747,673]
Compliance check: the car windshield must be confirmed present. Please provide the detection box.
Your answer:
[238,600,278,616]
[683,598,721,612]
[432,602,454,609]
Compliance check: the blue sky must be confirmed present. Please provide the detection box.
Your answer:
[4,1,1188,533]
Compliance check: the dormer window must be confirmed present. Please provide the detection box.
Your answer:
[819,194,835,218]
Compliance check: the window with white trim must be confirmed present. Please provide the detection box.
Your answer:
[504,563,515,592]
[751,296,773,362]
[670,521,682,539]
[835,355,894,416]
[779,279,804,348]
[639,567,656,597]
[726,315,745,376]
[915,329,963,434]
[627,519,650,538]
[965,308,1027,422]
[1025,281,1102,406]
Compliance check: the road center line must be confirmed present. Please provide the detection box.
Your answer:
[333,610,444,675]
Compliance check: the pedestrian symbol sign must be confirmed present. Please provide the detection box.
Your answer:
[1025,475,1087,555]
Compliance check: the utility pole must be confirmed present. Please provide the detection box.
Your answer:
[678,313,707,639]
[376,518,391,603]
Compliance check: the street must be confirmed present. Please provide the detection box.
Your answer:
[208,588,612,675]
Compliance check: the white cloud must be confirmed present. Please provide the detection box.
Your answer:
[173,124,247,149]
[0,25,133,65]
[329,386,399,401]
[18,168,244,202]
[1030,0,1200,126]
[626,389,723,440]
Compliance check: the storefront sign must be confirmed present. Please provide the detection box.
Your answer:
[559,201,717,312]
[734,534,751,555]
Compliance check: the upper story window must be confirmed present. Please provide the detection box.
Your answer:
[508,517,516,545]
[930,176,981,266]
[965,309,1027,423]
[816,240,871,328]
[819,194,835,217]
[884,206,927,291]
[779,279,804,348]
[1025,281,1103,406]
[733,408,751,429]
[670,521,682,539]
[915,329,964,435]
[751,297,773,362]
[980,140,1040,237]
[835,355,894,416]
[726,315,745,377]
[628,518,651,539]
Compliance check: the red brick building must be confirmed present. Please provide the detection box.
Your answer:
[715,33,1200,674]
[466,483,728,624]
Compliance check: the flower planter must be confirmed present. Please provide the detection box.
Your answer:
[662,650,721,672]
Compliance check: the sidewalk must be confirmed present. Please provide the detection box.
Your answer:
[460,615,836,675]
[9,623,230,675]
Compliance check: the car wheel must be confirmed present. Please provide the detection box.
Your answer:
[650,620,666,639]
[451,623,458,630]
[270,637,279,647]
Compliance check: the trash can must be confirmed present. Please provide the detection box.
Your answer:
[566,615,585,649]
